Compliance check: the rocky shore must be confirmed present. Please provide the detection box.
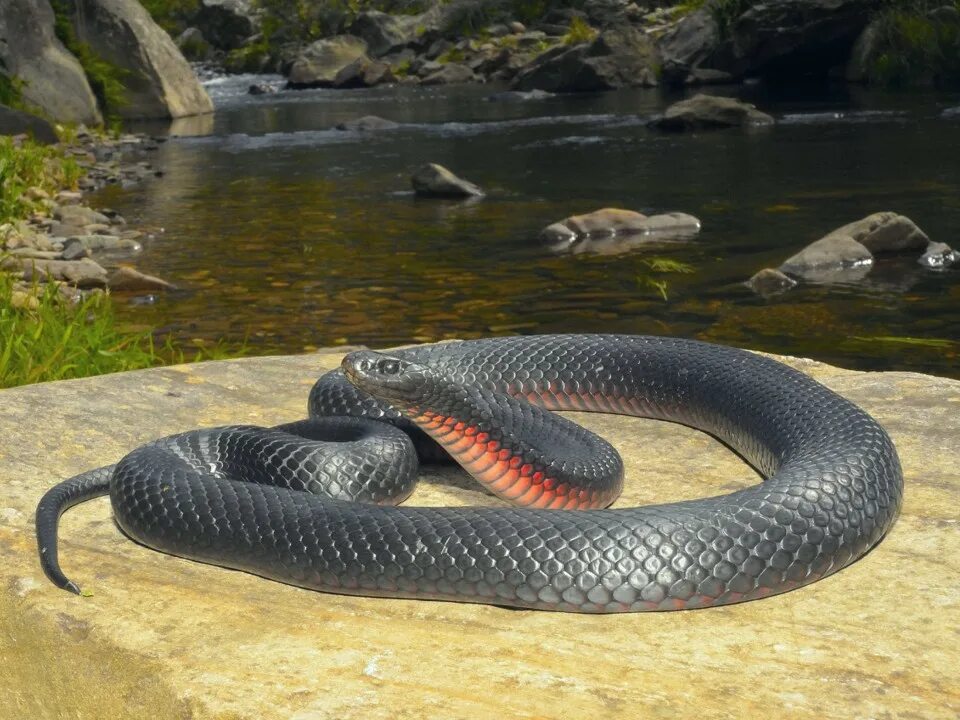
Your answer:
[1,129,176,307]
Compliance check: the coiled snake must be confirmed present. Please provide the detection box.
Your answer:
[36,335,902,613]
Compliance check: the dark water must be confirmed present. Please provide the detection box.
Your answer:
[101,76,960,377]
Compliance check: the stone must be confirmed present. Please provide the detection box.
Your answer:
[512,26,658,92]
[745,268,798,295]
[541,209,701,249]
[649,94,775,131]
[287,36,370,88]
[779,234,873,281]
[334,116,400,132]
[194,0,257,51]
[943,106,960,118]
[0,106,58,144]
[420,63,476,86]
[68,0,214,119]
[333,58,396,89]
[176,27,213,61]
[108,265,175,291]
[66,235,142,252]
[55,191,84,205]
[349,10,419,58]
[5,256,108,287]
[509,21,526,34]
[0,350,958,718]
[832,212,929,253]
[486,89,554,102]
[411,163,484,198]
[425,38,454,60]
[55,206,112,227]
[656,8,721,85]
[0,0,102,125]
[247,83,275,95]
[60,239,92,260]
[918,241,960,269]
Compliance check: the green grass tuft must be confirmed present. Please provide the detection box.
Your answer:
[0,137,81,226]
[868,1,960,86]
[562,16,597,45]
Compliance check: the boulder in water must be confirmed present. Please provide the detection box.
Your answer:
[411,164,484,198]
[649,94,775,131]
[287,36,370,88]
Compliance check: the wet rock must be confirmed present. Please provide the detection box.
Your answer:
[0,106,58,145]
[421,63,477,86]
[287,36,370,88]
[918,242,960,269]
[0,0,102,125]
[411,163,484,198]
[67,0,214,119]
[649,94,775,131]
[66,235,142,252]
[541,208,701,248]
[745,268,798,295]
[108,266,176,291]
[248,83,276,95]
[335,116,400,132]
[779,234,874,281]
[943,106,960,118]
[835,212,929,253]
[513,26,658,92]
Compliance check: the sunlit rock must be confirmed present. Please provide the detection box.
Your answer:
[411,163,484,198]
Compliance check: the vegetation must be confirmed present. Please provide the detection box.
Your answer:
[0,74,26,110]
[637,258,696,302]
[0,137,80,226]
[562,16,597,46]
[867,0,960,87]
[139,0,200,34]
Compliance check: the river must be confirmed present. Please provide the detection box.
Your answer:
[100,75,960,377]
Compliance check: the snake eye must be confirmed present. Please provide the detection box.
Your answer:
[378,359,400,375]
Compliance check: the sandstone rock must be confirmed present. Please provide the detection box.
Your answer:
[68,0,214,119]
[918,241,960,269]
[411,163,483,198]
[421,63,476,86]
[513,26,658,92]
[0,106,58,144]
[335,116,400,132]
[745,268,798,295]
[108,265,176,291]
[0,0,102,125]
[649,94,775,131]
[1,351,957,719]
[194,0,257,51]
[287,36,370,88]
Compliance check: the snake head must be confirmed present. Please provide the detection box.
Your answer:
[342,350,433,408]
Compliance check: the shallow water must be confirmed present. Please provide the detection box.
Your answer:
[100,77,960,377]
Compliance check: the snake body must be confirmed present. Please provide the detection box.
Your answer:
[36,335,902,613]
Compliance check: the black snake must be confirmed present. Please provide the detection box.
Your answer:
[36,335,903,612]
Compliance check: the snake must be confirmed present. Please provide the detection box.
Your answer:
[35,334,903,613]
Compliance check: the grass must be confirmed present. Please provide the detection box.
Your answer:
[637,258,696,301]
[0,137,81,226]
[562,16,596,46]
[868,1,960,86]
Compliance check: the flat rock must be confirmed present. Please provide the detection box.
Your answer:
[650,94,775,131]
[108,265,175,291]
[54,205,112,227]
[411,163,484,198]
[779,233,873,281]
[1,350,958,718]
[541,208,702,248]
[3,256,108,287]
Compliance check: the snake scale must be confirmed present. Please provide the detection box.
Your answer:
[36,335,903,613]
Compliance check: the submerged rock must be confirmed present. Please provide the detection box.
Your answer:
[542,209,702,252]
[335,116,400,132]
[411,164,484,198]
[745,268,798,296]
[108,266,176,291]
[918,241,960,269]
[649,94,775,131]
[779,234,874,281]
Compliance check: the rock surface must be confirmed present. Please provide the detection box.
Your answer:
[540,208,702,247]
[745,268,799,295]
[0,106,58,144]
[1,349,958,718]
[287,35,370,88]
[335,115,400,132]
[68,0,214,119]
[411,163,484,198]
[0,0,102,125]
[194,0,257,51]
[650,94,775,131]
